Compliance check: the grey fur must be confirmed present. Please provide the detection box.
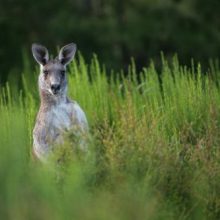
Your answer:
[32,43,88,162]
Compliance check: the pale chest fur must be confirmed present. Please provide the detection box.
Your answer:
[47,101,87,132]
[49,102,74,131]
[33,100,88,160]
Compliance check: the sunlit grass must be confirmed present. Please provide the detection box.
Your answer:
[1,54,220,219]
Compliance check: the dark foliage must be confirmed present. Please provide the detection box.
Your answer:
[0,0,220,82]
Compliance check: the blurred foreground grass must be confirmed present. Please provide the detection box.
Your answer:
[1,55,220,219]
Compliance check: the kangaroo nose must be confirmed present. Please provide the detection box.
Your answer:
[51,84,60,94]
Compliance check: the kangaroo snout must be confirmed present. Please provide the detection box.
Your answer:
[51,84,61,94]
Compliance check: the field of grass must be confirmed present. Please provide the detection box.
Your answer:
[1,54,220,219]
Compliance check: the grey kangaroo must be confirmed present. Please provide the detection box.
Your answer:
[32,43,88,162]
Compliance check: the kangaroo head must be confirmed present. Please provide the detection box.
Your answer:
[32,43,76,96]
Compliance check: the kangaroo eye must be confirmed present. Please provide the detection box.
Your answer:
[61,70,65,75]
[43,70,48,75]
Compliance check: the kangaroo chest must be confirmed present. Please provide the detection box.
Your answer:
[38,101,86,142]
[48,103,73,131]
[39,102,76,146]
[33,99,88,161]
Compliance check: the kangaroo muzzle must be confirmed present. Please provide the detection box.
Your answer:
[51,84,61,94]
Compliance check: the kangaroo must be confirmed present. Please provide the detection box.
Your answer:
[32,43,88,162]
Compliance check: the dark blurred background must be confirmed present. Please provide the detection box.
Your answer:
[0,0,220,83]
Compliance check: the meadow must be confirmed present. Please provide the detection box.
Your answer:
[1,54,220,219]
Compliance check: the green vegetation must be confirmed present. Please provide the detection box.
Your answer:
[1,55,220,219]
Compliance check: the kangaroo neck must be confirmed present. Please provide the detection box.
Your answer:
[39,89,67,109]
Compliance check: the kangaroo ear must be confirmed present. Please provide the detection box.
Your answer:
[31,43,49,65]
[58,43,77,65]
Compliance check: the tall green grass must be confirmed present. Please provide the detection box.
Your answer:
[1,54,220,219]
